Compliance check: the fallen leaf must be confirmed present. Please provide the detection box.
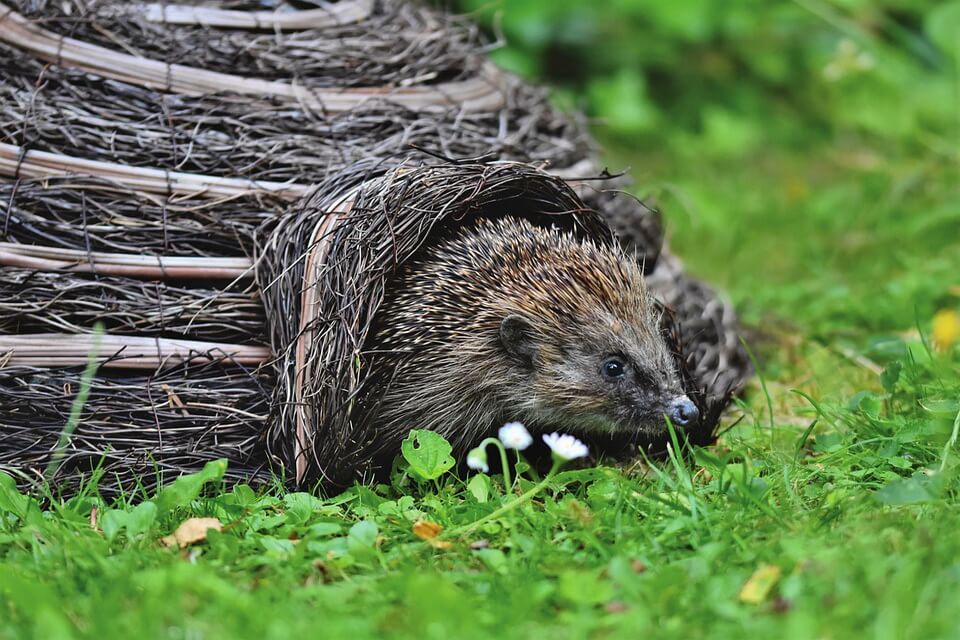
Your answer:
[412,520,442,540]
[161,517,222,548]
[412,520,452,549]
[739,564,782,604]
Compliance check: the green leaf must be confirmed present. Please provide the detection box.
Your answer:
[126,501,158,539]
[0,473,40,525]
[847,391,881,417]
[347,520,379,558]
[812,432,843,454]
[880,361,902,393]
[228,484,257,507]
[875,474,938,505]
[467,474,491,503]
[283,492,327,524]
[99,510,126,543]
[586,477,621,507]
[400,430,456,481]
[260,536,296,557]
[154,459,228,515]
[348,520,378,546]
[100,502,157,543]
[886,456,913,470]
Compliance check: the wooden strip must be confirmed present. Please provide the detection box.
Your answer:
[292,192,355,484]
[0,144,595,200]
[128,0,374,29]
[0,334,271,369]
[0,243,254,280]
[0,6,507,113]
[0,142,310,199]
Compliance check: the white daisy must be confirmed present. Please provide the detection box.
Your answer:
[542,432,589,461]
[466,447,489,473]
[498,422,533,451]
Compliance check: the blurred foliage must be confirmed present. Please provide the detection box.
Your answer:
[457,0,959,149]
[455,0,960,343]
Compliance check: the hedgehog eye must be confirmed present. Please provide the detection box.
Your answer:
[601,356,627,380]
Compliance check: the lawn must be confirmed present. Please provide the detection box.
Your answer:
[2,1,960,638]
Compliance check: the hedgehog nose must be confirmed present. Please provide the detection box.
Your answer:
[667,396,699,427]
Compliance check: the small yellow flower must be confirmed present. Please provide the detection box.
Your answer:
[932,309,960,351]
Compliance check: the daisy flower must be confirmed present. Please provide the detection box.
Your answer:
[498,422,533,450]
[466,447,489,473]
[542,432,589,461]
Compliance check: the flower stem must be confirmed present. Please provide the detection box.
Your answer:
[478,437,512,491]
[518,448,540,482]
[445,461,561,539]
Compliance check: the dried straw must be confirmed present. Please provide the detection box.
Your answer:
[0,40,590,185]
[6,1,482,89]
[0,3,506,112]
[0,361,272,494]
[0,269,265,344]
[0,177,286,256]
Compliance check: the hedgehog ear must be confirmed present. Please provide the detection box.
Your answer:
[500,314,537,364]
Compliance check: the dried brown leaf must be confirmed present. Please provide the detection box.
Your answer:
[161,517,222,549]
[412,520,442,540]
[412,520,452,549]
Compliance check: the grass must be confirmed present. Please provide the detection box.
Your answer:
[4,11,960,640]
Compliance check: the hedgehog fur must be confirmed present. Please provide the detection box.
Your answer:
[360,215,699,466]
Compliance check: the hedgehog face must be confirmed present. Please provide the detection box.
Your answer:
[500,311,697,435]
[559,343,696,435]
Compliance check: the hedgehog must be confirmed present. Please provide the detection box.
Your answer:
[361,215,699,464]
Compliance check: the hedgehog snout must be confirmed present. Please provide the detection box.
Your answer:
[666,395,699,427]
